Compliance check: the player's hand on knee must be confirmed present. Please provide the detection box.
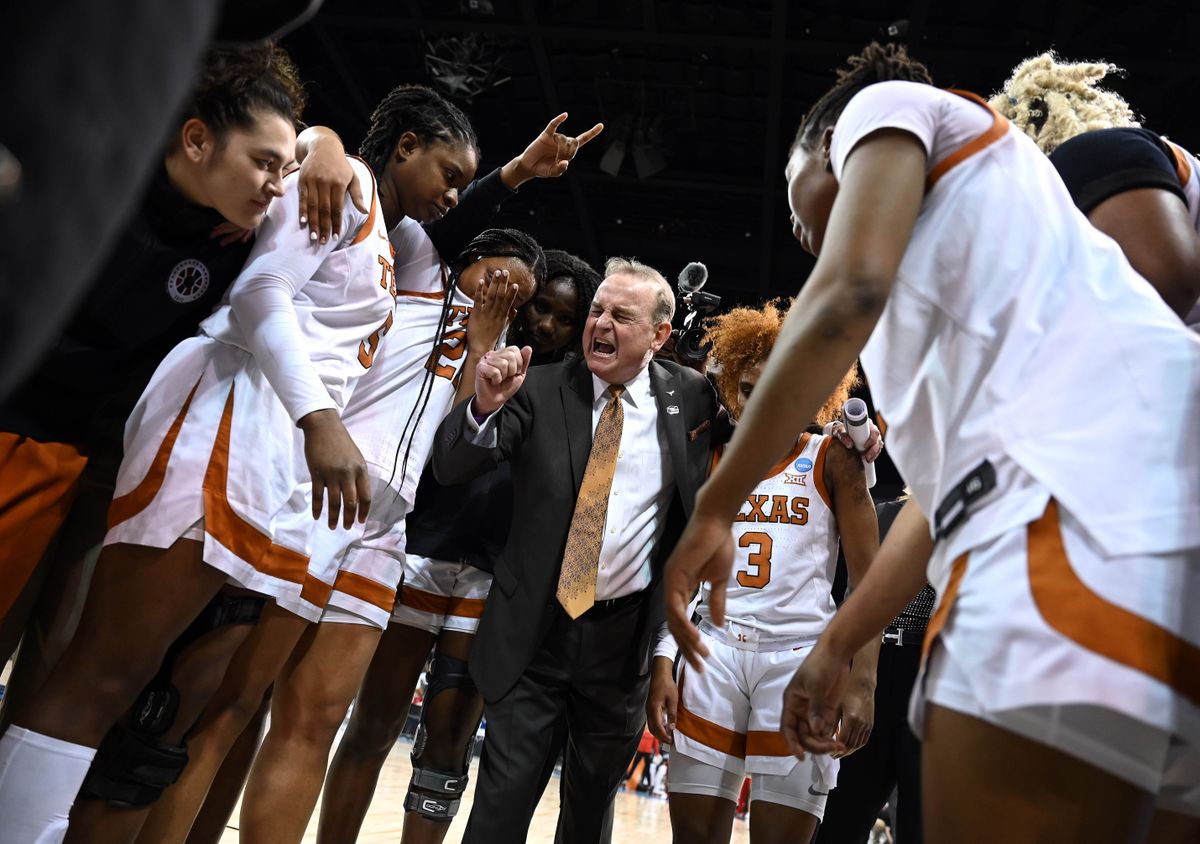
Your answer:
[646,656,678,744]
[781,643,850,759]
[473,346,532,415]
[299,409,372,529]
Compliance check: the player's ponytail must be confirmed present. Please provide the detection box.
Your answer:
[989,52,1138,154]
[359,85,480,178]
[792,42,933,153]
[176,41,305,146]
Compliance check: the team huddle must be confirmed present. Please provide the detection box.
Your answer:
[0,30,1197,844]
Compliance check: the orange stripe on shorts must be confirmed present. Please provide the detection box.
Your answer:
[1028,500,1200,708]
[107,380,200,529]
[202,386,308,586]
[334,570,397,613]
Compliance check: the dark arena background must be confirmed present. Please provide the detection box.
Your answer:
[283,0,1199,498]
[283,0,1200,305]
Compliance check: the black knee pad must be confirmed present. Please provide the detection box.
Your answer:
[405,651,480,822]
[78,722,189,807]
[403,760,470,821]
[77,592,266,807]
[424,651,475,703]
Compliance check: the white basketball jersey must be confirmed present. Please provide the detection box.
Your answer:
[200,157,397,413]
[340,216,474,506]
[833,82,1200,568]
[700,433,840,642]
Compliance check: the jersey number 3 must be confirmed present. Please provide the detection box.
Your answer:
[735,531,773,588]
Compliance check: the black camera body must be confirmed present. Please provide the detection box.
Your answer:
[671,262,720,365]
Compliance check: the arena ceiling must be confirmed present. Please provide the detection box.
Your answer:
[282,0,1200,305]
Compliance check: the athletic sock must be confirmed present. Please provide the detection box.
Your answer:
[0,725,96,843]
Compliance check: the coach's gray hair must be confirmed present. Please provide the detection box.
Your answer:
[603,257,676,325]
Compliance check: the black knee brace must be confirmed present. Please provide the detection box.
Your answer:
[403,652,479,821]
[77,591,266,806]
[78,723,189,807]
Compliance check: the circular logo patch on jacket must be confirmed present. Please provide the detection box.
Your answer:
[167,258,211,303]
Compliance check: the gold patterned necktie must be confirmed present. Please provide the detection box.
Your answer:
[556,385,625,618]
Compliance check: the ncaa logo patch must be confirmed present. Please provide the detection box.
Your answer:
[167,258,211,304]
[794,457,813,473]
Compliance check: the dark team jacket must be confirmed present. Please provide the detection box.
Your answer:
[0,167,514,458]
[0,167,253,454]
[404,460,512,574]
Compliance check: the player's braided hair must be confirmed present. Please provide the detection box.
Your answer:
[388,228,546,493]
[178,41,305,146]
[358,84,480,177]
[704,298,859,426]
[507,249,602,360]
[989,52,1138,154]
[793,42,933,152]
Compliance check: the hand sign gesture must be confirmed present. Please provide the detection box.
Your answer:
[516,113,604,179]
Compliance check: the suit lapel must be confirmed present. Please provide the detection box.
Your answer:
[561,360,594,494]
[650,361,688,489]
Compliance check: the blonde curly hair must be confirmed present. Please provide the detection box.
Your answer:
[704,299,859,426]
[989,51,1138,154]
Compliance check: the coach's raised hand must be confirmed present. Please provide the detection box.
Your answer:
[299,409,372,530]
[472,345,533,417]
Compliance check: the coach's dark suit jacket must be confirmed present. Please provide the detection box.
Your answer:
[432,357,718,702]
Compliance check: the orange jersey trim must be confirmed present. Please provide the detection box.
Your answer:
[446,594,487,619]
[1028,500,1200,708]
[675,667,747,759]
[746,729,792,758]
[922,551,969,656]
[765,433,812,479]
[107,380,201,529]
[396,263,451,300]
[202,387,309,586]
[394,289,447,300]
[812,437,834,510]
[347,156,380,246]
[300,575,334,609]
[1166,140,1193,189]
[334,570,397,613]
[925,90,1009,191]
[711,432,813,482]
[398,585,486,619]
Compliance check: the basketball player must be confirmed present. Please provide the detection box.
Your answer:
[0,80,482,842]
[990,52,1200,321]
[0,42,307,665]
[648,300,879,844]
[664,42,1200,844]
[138,120,601,844]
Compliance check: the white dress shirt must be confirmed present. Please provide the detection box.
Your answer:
[467,362,675,600]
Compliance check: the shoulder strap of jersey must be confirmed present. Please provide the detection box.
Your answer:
[1163,139,1193,189]
[925,89,1010,191]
